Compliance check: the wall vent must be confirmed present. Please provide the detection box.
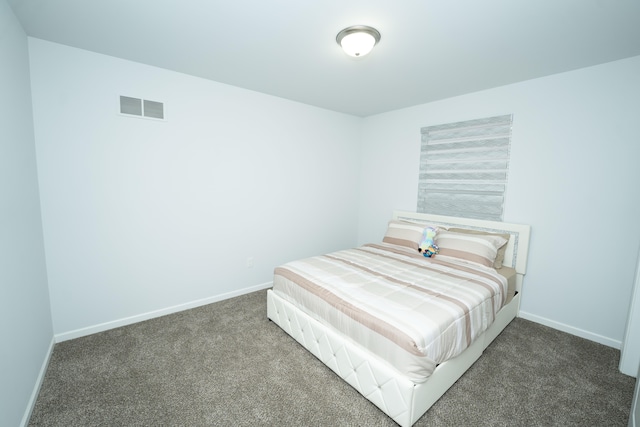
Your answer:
[120,96,164,120]
[120,96,142,116]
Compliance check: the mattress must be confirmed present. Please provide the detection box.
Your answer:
[498,266,517,304]
[272,242,510,383]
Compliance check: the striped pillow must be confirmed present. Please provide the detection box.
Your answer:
[435,230,508,268]
[448,228,511,268]
[382,220,427,250]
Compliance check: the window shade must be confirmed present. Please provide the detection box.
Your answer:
[417,114,513,221]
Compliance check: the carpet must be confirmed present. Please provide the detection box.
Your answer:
[29,290,635,426]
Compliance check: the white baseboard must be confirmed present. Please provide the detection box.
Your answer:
[21,336,55,427]
[518,311,622,349]
[55,282,273,343]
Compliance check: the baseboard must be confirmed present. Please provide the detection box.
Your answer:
[21,336,55,427]
[55,282,273,343]
[518,311,622,349]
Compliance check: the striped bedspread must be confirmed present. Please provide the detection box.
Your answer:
[272,242,508,382]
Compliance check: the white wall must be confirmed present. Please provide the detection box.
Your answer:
[621,248,640,376]
[631,362,640,426]
[0,2,54,426]
[28,38,362,338]
[358,56,640,348]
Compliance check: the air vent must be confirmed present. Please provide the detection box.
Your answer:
[120,96,164,120]
[120,96,142,116]
[143,100,164,119]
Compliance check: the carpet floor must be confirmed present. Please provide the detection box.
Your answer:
[29,290,635,426]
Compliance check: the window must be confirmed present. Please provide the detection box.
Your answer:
[417,114,513,221]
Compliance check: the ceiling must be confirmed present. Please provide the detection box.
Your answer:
[8,0,640,117]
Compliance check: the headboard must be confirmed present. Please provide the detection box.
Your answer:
[392,210,531,276]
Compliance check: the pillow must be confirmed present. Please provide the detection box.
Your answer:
[448,228,511,268]
[435,230,508,269]
[382,220,427,250]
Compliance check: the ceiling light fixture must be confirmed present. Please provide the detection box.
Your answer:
[336,25,381,58]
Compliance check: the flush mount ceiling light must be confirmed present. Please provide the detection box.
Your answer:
[336,25,381,58]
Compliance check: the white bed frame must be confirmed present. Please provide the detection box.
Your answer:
[267,211,531,426]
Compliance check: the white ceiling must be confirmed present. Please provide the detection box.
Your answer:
[8,0,640,117]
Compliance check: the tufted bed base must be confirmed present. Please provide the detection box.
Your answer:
[267,288,519,426]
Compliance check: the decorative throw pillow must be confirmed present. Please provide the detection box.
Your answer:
[435,230,508,268]
[448,228,511,268]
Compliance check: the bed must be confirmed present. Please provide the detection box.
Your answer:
[267,210,531,426]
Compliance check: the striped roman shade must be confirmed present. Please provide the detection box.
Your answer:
[418,114,513,221]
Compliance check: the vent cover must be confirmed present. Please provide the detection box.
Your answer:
[120,96,164,120]
[120,96,142,116]
[143,100,164,119]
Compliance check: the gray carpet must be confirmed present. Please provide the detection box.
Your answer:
[29,290,635,426]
